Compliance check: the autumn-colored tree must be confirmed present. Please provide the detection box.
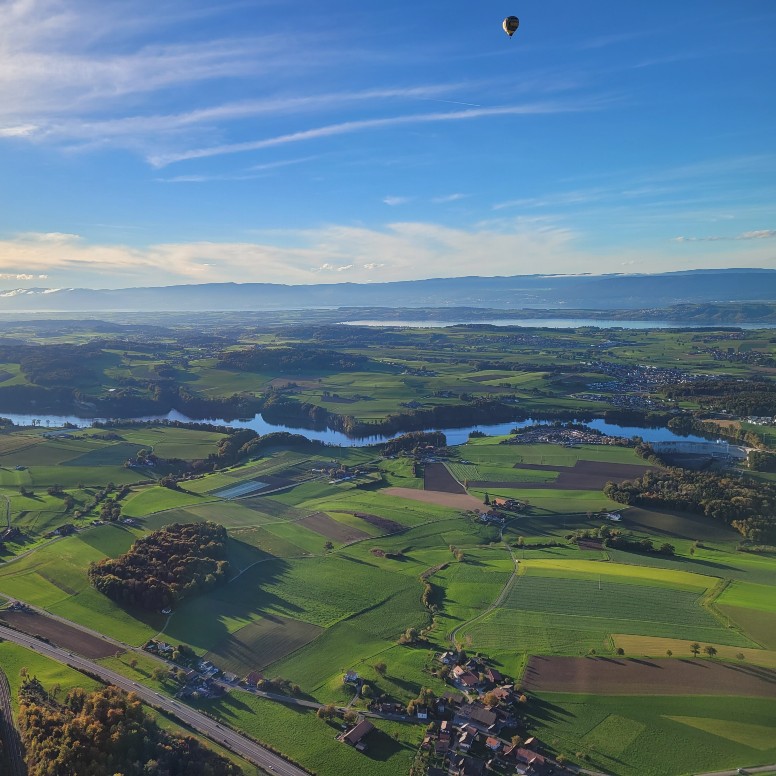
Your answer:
[17,679,240,776]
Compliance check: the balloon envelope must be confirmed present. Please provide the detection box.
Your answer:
[503,16,520,37]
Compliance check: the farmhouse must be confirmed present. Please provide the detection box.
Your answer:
[454,703,498,733]
[339,719,374,752]
[484,667,503,684]
[244,671,264,687]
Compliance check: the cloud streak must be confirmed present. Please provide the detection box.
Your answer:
[675,229,776,242]
[150,99,605,166]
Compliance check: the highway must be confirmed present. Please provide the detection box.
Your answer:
[0,624,308,776]
[0,666,26,776]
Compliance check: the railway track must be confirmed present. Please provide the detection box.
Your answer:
[0,666,27,776]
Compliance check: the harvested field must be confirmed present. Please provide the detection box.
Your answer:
[333,511,404,534]
[522,655,776,697]
[424,463,465,494]
[612,635,776,669]
[474,459,657,491]
[298,512,370,543]
[0,610,117,659]
[383,487,482,511]
[719,605,776,650]
[204,615,323,675]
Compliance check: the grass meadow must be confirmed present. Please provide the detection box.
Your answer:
[527,693,776,776]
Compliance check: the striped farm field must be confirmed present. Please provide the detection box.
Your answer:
[612,634,776,667]
[462,573,752,655]
[520,559,713,592]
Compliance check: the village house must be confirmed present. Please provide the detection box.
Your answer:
[449,754,484,776]
[485,736,501,752]
[454,703,498,733]
[452,665,480,689]
[244,671,264,687]
[339,719,374,752]
[456,726,477,752]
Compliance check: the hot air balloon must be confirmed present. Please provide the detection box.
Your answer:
[503,15,520,38]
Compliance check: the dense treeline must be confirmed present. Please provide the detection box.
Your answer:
[15,344,103,387]
[381,431,447,456]
[89,522,229,610]
[18,679,240,776]
[217,344,369,373]
[663,379,776,417]
[604,470,776,542]
[666,415,763,448]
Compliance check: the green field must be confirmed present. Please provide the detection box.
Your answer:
[199,691,424,776]
[0,525,163,644]
[461,568,752,656]
[0,404,774,776]
[527,693,776,776]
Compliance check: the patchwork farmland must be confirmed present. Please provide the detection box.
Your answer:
[0,420,774,776]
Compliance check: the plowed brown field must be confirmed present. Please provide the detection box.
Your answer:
[522,655,776,697]
[0,610,117,659]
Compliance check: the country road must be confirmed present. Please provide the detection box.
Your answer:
[0,666,26,776]
[0,624,308,776]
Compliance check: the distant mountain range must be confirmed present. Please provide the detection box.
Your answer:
[1,268,775,313]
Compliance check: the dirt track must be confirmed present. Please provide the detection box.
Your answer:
[522,655,776,697]
[0,610,117,659]
[383,487,483,511]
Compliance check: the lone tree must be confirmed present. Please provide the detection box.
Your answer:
[690,643,701,657]
[323,541,334,552]
[484,493,490,506]
[666,649,673,658]
[374,661,387,676]
[703,645,718,658]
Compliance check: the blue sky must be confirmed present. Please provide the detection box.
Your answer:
[0,0,774,289]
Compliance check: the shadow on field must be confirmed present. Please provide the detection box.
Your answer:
[718,662,776,683]
[366,729,408,762]
[163,540,304,651]
[521,694,573,724]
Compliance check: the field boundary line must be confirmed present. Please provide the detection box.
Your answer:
[448,516,520,646]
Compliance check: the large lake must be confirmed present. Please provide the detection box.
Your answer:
[343,318,776,330]
[0,409,713,448]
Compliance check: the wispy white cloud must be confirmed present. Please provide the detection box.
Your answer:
[675,229,776,242]
[383,196,411,206]
[150,99,607,166]
[432,193,466,204]
[0,273,48,280]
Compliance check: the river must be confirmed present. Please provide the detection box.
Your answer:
[0,410,714,448]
